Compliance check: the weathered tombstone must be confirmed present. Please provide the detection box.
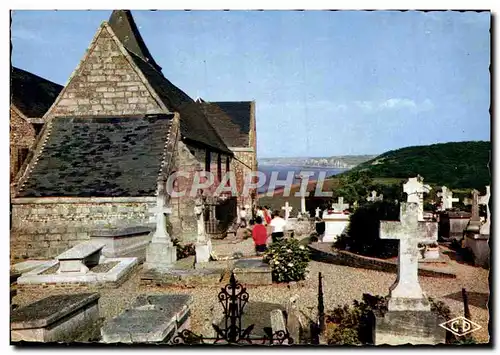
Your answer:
[464,188,490,267]
[281,202,293,221]
[374,202,445,345]
[144,179,176,270]
[403,176,431,221]
[297,171,313,218]
[101,294,192,343]
[437,186,459,211]
[56,242,105,273]
[331,197,349,212]
[11,293,100,342]
[194,195,212,264]
[90,226,153,261]
[315,207,321,218]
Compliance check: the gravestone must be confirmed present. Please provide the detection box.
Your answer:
[437,186,459,211]
[144,179,177,270]
[315,207,321,218]
[282,202,293,221]
[403,176,431,221]
[374,202,445,345]
[331,197,349,212]
[101,294,192,343]
[56,241,104,273]
[464,187,490,267]
[297,171,313,218]
[11,293,100,342]
[90,226,152,261]
[232,258,272,285]
[194,195,212,264]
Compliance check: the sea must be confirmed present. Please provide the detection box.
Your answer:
[257,164,348,194]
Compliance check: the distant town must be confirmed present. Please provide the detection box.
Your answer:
[258,155,376,169]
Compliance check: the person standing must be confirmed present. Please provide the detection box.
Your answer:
[239,206,247,228]
[263,206,272,226]
[252,216,268,255]
[269,211,287,243]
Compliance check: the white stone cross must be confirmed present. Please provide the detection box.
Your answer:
[150,180,173,244]
[380,202,438,311]
[282,202,293,221]
[403,176,431,221]
[297,171,314,214]
[315,207,321,218]
[367,190,383,202]
[331,197,349,212]
[437,186,459,211]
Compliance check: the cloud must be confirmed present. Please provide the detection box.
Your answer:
[354,98,434,113]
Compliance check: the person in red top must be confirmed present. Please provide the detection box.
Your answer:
[252,216,268,254]
[263,206,272,225]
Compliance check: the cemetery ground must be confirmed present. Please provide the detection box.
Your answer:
[11,234,490,344]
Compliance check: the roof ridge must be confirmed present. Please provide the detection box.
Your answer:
[108,10,162,73]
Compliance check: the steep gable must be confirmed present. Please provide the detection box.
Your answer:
[47,24,166,118]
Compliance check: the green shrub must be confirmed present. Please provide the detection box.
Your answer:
[325,294,388,345]
[263,238,310,282]
[172,238,196,260]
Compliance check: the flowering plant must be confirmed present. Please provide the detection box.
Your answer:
[263,238,310,282]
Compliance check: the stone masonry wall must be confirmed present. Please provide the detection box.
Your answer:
[169,141,204,243]
[10,107,36,182]
[232,150,257,207]
[49,25,163,118]
[10,200,154,260]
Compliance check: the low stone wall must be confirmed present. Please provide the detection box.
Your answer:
[308,243,456,278]
[10,197,155,260]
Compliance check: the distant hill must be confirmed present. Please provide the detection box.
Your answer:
[343,141,491,189]
[259,155,375,169]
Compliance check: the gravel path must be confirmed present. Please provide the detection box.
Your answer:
[12,240,490,344]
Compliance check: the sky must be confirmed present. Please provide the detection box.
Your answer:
[10,10,491,158]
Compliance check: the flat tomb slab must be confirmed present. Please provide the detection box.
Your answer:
[17,258,138,286]
[12,260,51,275]
[57,241,105,260]
[101,294,193,343]
[90,226,152,261]
[11,293,100,342]
[140,267,224,287]
[232,258,272,285]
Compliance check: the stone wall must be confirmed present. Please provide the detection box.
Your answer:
[10,198,155,260]
[232,150,257,207]
[10,107,36,182]
[49,25,163,118]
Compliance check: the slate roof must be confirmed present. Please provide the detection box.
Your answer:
[17,114,174,197]
[126,50,232,155]
[108,10,162,73]
[199,101,253,147]
[11,67,63,118]
[107,10,231,155]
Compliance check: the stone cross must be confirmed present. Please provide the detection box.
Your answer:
[194,195,206,243]
[367,190,383,202]
[315,207,321,218]
[437,186,459,211]
[467,189,481,222]
[331,197,349,212]
[282,202,293,221]
[403,176,431,221]
[380,202,438,311]
[297,171,313,214]
[150,179,173,245]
